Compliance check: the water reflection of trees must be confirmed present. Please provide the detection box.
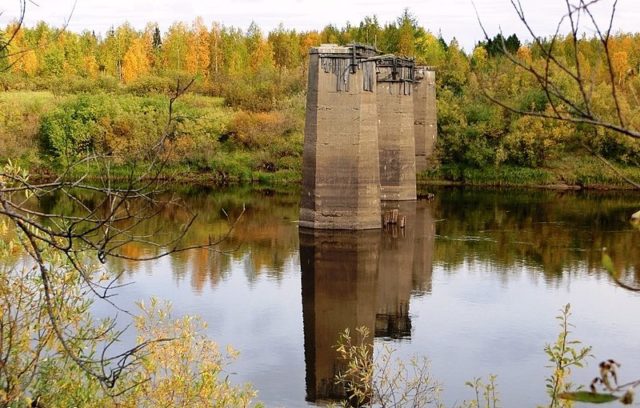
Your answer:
[133,187,301,291]
[431,188,640,284]
[34,186,640,291]
[36,186,302,292]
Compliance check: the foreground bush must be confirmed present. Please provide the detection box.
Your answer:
[0,219,257,407]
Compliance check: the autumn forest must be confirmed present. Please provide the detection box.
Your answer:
[1,10,640,186]
[3,3,640,407]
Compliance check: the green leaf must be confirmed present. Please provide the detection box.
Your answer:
[601,254,617,277]
[559,391,619,403]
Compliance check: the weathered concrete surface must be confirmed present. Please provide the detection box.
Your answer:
[413,67,437,172]
[300,45,381,229]
[300,229,379,402]
[377,66,417,201]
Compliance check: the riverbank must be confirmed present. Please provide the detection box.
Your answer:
[32,161,640,195]
[1,90,305,186]
[419,156,640,191]
[3,91,639,192]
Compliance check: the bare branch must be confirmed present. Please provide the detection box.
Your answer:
[474,0,640,190]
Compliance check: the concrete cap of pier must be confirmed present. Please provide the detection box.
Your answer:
[310,44,352,54]
[310,43,380,57]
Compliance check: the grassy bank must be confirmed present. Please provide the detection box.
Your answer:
[1,90,304,185]
[2,90,639,190]
[420,156,640,190]
[50,161,303,186]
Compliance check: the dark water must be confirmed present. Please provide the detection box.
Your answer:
[76,186,640,407]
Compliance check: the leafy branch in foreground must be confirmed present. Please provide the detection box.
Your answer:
[548,302,639,405]
[544,303,592,408]
[559,360,637,405]
[334,326,443,408]
[463,375,500,408]
[558,255,640,404]
[0,221,259,406]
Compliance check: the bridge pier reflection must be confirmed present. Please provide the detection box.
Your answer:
[376,201,416,339]
[299,200,436,403]
[300,229,379,401]
[413,199,435,295]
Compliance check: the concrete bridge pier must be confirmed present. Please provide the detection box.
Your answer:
[413,67,438,172]
[300,45,381,230]
[376,59,417,201]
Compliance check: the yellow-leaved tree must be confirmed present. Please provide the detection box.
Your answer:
[6,24,38,76]
[185,18,211,78]
[122,36,151,83]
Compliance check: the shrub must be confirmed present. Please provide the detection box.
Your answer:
[37,93,230,167]
[503,114,573,167]
[209,151,254,182]
[0,91,56,164]
[125,75,174,96]
[38,95,107,165]
[227,110,292,149]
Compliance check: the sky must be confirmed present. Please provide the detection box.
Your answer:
[1,0,639,51]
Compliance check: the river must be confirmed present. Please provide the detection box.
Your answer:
[78,185,640,407]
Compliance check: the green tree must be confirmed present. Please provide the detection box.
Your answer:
[396,9,418,57]
[162,22,189,72]
[268,24,301,74]
[152,24,162,49]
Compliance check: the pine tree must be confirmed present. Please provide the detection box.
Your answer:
[153,25,162,49]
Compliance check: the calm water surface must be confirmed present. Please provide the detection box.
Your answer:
[83,186,640,407]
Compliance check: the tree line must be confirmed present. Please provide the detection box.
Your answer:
[1,10,446,110]
[1,9,639,180]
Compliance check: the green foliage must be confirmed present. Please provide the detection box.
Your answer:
[0,30,7,71]
[462,376,500,408]
[37,92,233,167]
[0,91,54,166]
[502,115,573,167]
[518,89,549,112]
[38,94,111,164]
[0,89,305,184]
[479,33,521,57]
[0,211,257,407]
[544,304,592,408]
[557,391,619,404]
[124,74,174,95]
[2,14,640,187]
[334,327,443,407]
[209,151,254,182]
[430,164,553,185]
